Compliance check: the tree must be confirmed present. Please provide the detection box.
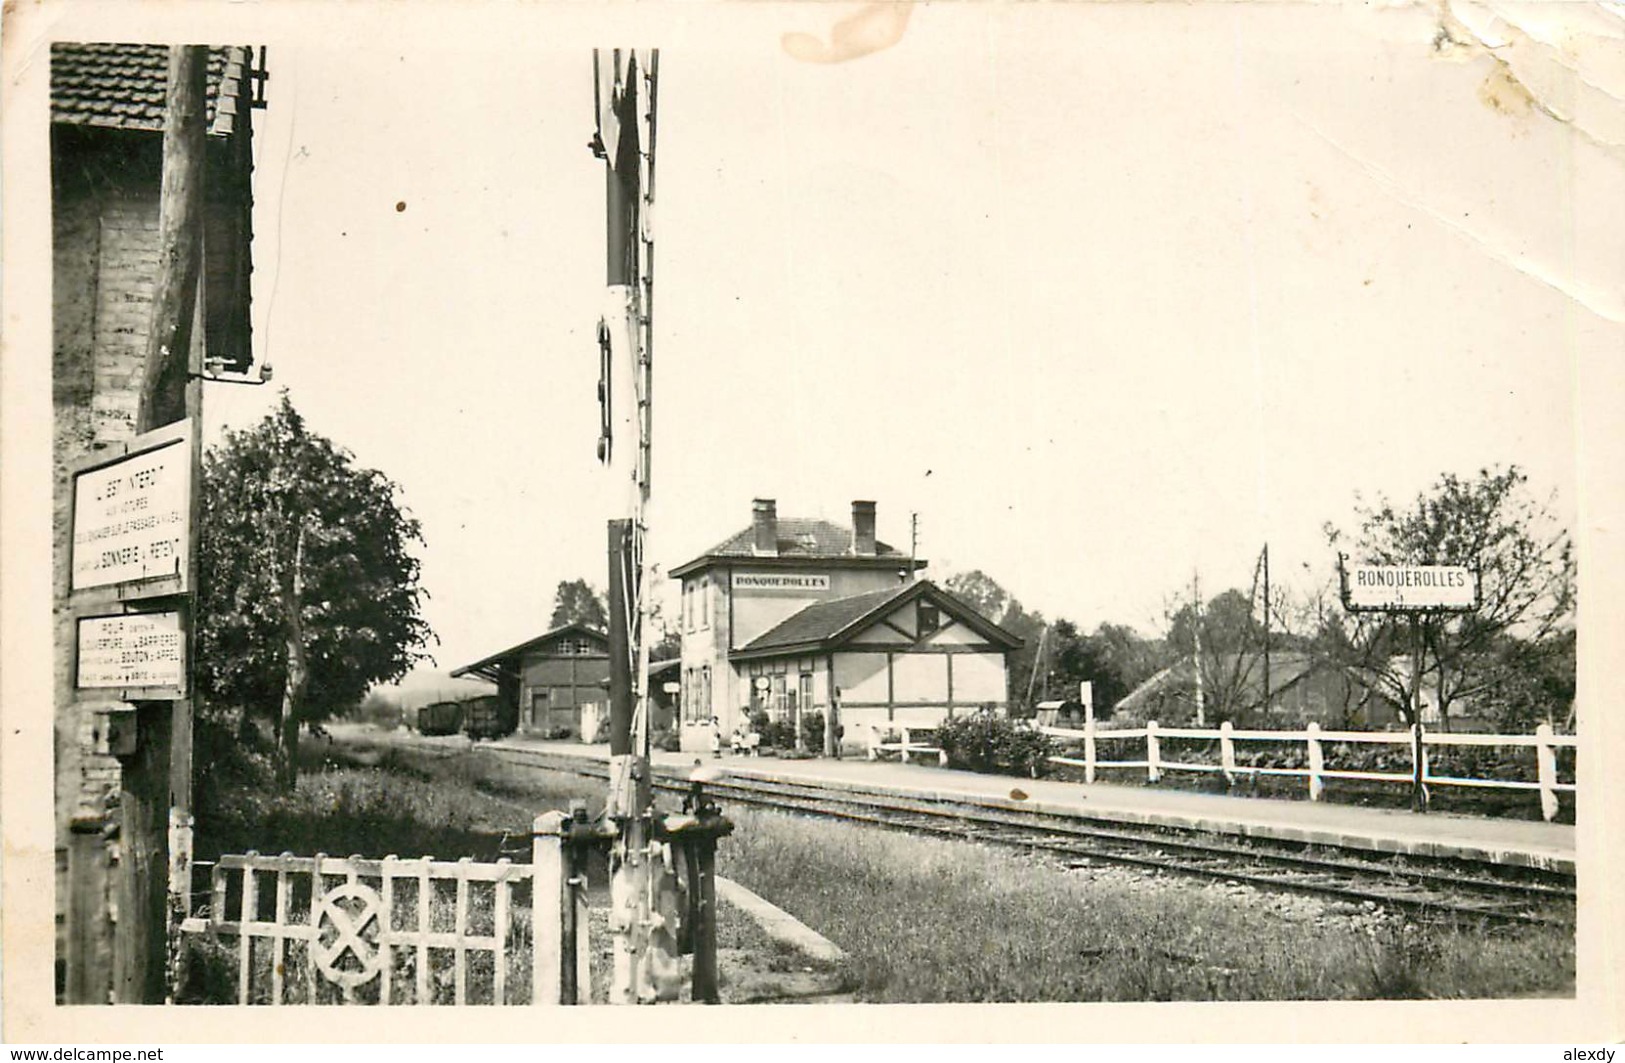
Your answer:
[644,593,681,660]
[942,569,1046,708]
[549,578,609,631]
[1047,621,1131,714]
[1322,466,1575,728]
[1162,587,1268,725]
[198,395,432,787]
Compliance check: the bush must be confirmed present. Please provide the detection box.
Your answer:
[935,710,1054,778]
[800,710,825,751]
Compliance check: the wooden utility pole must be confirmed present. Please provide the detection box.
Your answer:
[1261,544,1271,715]
[1192,571,1205,727]
[118,44,207,1004]
[137,46,207,434]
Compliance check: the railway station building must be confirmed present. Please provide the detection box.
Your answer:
[670,500,1023,753]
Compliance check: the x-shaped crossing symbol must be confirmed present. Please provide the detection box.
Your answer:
[311,882,383,989]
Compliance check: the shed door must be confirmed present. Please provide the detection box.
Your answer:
[548,686,579,734]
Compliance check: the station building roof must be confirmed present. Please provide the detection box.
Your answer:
[731,580,1024,662]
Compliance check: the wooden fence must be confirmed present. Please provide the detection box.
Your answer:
[1040,721,1576,821]
[176,812,587,1005]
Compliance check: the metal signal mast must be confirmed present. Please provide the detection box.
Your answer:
[590,49,730,1007]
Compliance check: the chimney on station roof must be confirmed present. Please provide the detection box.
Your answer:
[852,500,877,556]
[751,498,778,556]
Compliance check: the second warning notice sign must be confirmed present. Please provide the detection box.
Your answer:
[76,611,187,695]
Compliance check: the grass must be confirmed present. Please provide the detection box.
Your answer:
[716,806,1575,1002]
[194,727,1574,1003]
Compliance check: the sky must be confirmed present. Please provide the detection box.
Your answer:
[184,1,1621,671]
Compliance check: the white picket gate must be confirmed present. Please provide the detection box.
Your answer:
[176,812,587,1005]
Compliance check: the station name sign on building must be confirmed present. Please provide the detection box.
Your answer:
[732,572,832,593]
[1343,564,1477,612]
[77,610,187,696]
[71,425,191,594]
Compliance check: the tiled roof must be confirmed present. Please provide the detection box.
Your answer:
[696,518,908,561]
[51,42,254,136]
[740,584,916,653]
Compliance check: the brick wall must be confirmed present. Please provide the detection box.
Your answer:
[52,132,167,842]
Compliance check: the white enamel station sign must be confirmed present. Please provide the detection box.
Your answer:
[732,572,831,592]
[71,432,191,592]
[1344,564,1476,611]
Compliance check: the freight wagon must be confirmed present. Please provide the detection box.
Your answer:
[416,700,464,736]
[461,695,508,741]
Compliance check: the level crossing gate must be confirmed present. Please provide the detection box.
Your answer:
[175,813,588,1005]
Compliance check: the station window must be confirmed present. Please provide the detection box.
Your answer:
[918,601,940,636]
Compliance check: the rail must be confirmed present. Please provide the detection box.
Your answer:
[1040,720,1575,820]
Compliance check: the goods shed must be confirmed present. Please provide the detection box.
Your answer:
[452,623,609,738]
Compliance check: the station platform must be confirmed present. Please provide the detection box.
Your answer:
[487,734,1576,875]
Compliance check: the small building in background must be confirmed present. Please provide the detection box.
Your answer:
[670,498,1021,753]
[452,623,609,738]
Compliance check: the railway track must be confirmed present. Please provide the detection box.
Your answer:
[401,737,1577,930]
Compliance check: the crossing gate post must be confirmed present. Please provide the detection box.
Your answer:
[1535,723,1559,822]
[532,811,572,1005]
[1219,721,1236,787]
[1145,720,1161,783]
[165,809,194,1002]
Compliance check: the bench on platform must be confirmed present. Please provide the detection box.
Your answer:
[866,724,948,767]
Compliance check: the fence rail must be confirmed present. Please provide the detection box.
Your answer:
[1039,720,1575,820]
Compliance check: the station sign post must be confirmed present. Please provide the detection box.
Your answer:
[1337,556,1479,813]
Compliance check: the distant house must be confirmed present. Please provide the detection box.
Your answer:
[669,498,1022,753]
[452,623,610,737]
[1111,652,1408,729]
[593,658,681,740]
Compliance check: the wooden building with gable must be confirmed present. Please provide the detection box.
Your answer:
[452,623,611,738]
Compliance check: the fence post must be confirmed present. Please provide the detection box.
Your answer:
[532,811,568,1005]
[1535,723,1559,822]
[1410,722,1429,812]
[900,726,912,765]
[1146,720,1161,783]
[1305,722,1324,802]
[1084,716,1097,784]
[1219,721,1235,787]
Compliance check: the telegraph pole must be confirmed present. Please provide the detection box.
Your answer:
[115,44,206,1004]
[1192,571,1205,726]
[1261,543,1271,715]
